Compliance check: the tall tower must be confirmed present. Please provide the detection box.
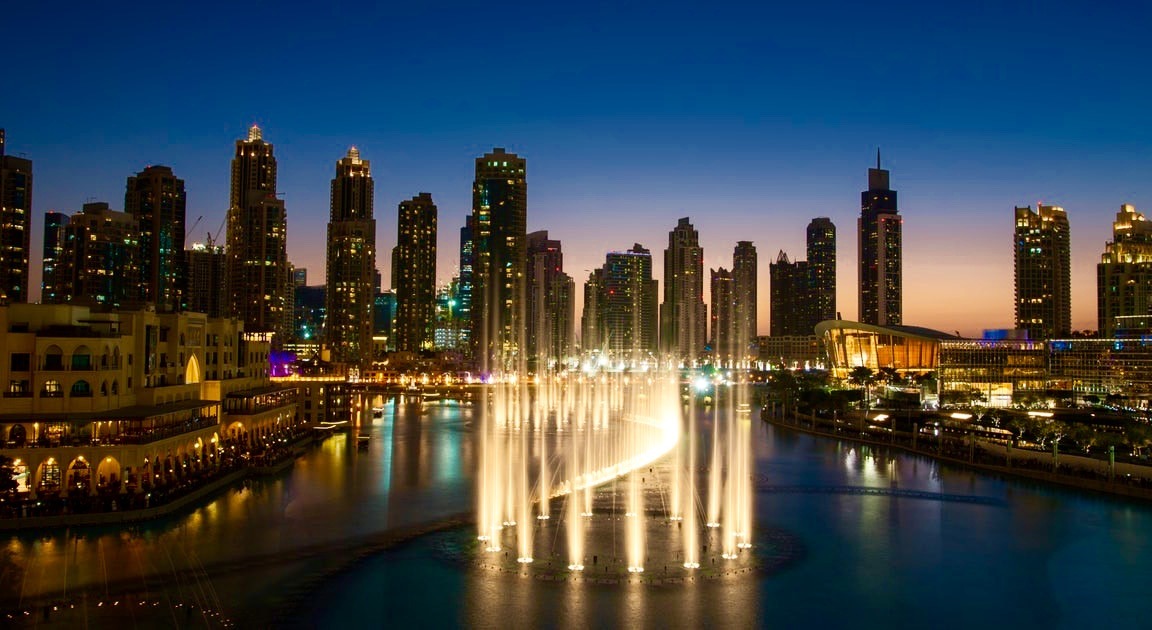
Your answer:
[185,242,226,317]
[527,231,574,369]
[41,211,69,304]
[581,268,604,352]
[1098,204,1152,337]
[471,148,527,372]
[858,154,901,326]
[731,241,758,357]
[457,215,476,350]
[0,129,32,304]
[226,125,290,342]
[661,217,706,360]
[599,244,659,357]
[807,217,836,324]
[710,267,735,360]
[1015,204,1071,339]
[769,250,809,336]
[325,147,376,364]
[60,203,141,309]
[125,165,186,312]
[394,193,437,352]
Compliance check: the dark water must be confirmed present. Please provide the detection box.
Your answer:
[6,399,1152,627]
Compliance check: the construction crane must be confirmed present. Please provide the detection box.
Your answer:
[206,216,226,250]
[184,215,204,248]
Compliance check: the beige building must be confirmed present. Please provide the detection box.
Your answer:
[0,304,296,499]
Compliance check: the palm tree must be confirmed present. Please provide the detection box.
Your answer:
[848,366,874,410]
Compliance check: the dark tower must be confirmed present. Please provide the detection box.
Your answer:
[858,152,901,326]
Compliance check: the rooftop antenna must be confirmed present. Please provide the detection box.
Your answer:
[876,148,881,169]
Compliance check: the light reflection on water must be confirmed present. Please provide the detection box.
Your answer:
[6,403,1152,627]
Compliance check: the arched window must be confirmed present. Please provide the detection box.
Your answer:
[71,380,92,397]
[111,380,119,395]
[41,380,62,397]
[100,381,108,396]
[71,345,92,371]
[44,345,64,370]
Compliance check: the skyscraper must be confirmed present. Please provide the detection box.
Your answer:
[1015,204,1071,339]
[589,244,659,356]
[225,125,290,342]
[394,193,437,352]
[661,217,706,360]
[731,241,758,357]
[457,215,476,350]
[41,211,69,304]
[1098,204,1152,337]
[581,268,604,352]
[325,147,376,364]
[60,202,141,309]
[185,242,225,318]
[710,267,735,359]
[0,129,32,304]
[471,148,526,371]
[807,218,836,324]
[527,231,574,368]
[769,251,809,336]
[125,165,186,312]
[858,155,901,326]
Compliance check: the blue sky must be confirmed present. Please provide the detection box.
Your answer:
[4,0,1151,334]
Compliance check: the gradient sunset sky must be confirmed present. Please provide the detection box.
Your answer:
[4,0,1150,337]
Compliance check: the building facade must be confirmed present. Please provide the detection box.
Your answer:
[584,244,659,358]
[471,148,526,371]
[325,148,376,364]
[710,267,735,360]
[184,242,226,318]
[769,250,809,336]
[41,211,69,304]
[394,193,437,352]
[527,231,574,368]
[58,203,142,310]
[0,129,32,304]
[1015,204,1071,339]
[732,240,758,358]
[225,125,290,344]
[807,217,836,324]
[858,156,901,326]
[1098,204,1152,337]
[125,165,186,312]
[661,217,706,360]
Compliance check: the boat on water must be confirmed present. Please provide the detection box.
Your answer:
[357,434,371,449]
[371,406,384,419]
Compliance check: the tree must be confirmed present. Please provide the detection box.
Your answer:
[1125,423,1152,458]
[1068,423,1098,453]
[848,366,875,410]
[0,455,17,495]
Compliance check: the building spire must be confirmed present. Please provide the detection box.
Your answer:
[876,147,881,170]
[248,124,262,142]
[347,146,361,163]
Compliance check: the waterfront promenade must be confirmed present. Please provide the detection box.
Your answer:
[762,407,1152,502]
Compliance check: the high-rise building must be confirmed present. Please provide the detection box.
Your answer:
[710,267,735,359]
[60,202,141,309]
[185,242,225,317]
[1015,204,1071,339]
[325,147,376,364]
[732,241,758,357]
[457,216,476,351]
[1099,204,1152,337]
[373,289,397,349]
[41,211,69,304]
[293,268,308,288]
[858,155,901,326]
[0,129,32,304]
[589,244,659,357]
[125,165,186,312]
[527,231,575,368]
[661,217,706,360]
[581,268,604,352]
[769,250,809,336]
[807,218,836,324]
[394,193,437,352]
[471,148,526,371]
[225,125,290,343]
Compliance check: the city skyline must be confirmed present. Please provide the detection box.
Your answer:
[4,1,1152,337]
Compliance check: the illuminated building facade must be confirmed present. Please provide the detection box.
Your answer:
[732,240,758,357]
[1098,204,1152,337]
[807,217,836,324]
[471,148,526,371]
[769,250,809,336]
[817,320,949,381]
[584,245,659,357]
[755,335,822,369]
[58,203,141,310]
[661,217,706,360]
[394,193,437,352]
[125,165,186,312]
[1014,204,1070,339]
[858,156,901,326]
[527,230,574,368]
[325,148,376,364]
[184,242,225,317]
[581,268,604,351]
[41,211,69,304]
[226,125,290,345]
[710,267,734,359]
[457,216,476,351]
[0,303,296,498]
[0,129,32,304]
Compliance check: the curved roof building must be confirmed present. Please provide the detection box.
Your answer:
[816,320,958,379]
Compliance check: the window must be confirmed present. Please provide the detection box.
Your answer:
[10,353,30,371]
[41,380,62,397]
[71,380,92,397]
